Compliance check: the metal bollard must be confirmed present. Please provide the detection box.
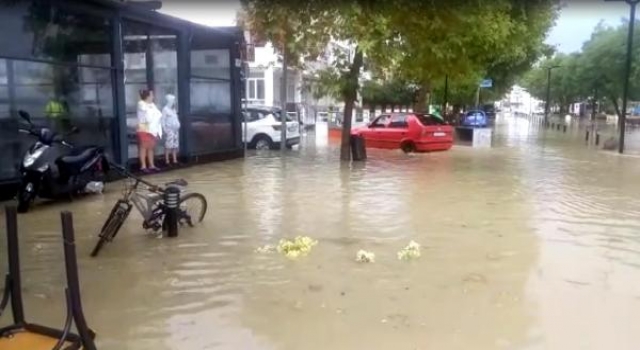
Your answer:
[557,124,561,131]
[563,125,567,133]
[5,206,25,323]
[586,131,590,142]
[595,133,600,146]
[350,134,367,161]
[164,186,180,238]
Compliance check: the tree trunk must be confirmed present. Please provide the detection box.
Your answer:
[610,95,623,122]
[391,105,395,112]
[413,89,426,113]
[340,47,364,161]
[413,82,431,113]
[280,44,288,150]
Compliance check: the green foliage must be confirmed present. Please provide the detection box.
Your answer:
[520,53,584,112]
[361,79,415,109]
[521,20,640,117]
[389,0,558,107]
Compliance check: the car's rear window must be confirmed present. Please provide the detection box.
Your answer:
[465,111,486,118]
[415,114,446,126]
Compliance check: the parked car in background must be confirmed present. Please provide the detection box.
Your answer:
[481,104,496,119]
[461,110,488,127]
[352,113,454,153]
[242,106,300,150]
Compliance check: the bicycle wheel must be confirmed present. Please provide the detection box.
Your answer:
[178,193,207,227]
[91,200,132,257]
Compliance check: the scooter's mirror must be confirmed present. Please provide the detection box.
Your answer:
[18,110,32,124]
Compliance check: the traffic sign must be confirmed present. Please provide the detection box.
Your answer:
[479,79,493,88]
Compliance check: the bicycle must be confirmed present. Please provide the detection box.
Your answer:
[90,164,207,257]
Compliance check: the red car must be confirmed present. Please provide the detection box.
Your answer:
[352,113,454,153]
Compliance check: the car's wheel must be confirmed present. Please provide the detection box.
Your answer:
[253,135,273,150]
[400,141,416,154]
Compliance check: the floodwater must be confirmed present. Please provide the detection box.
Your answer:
[2,113,640,349]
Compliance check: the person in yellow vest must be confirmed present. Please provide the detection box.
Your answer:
[45,96,70,133]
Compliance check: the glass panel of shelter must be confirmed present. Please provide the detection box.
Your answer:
[189,30,233,154]
[0,0,116,181]
[122,20,178,160]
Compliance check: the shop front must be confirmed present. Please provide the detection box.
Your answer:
[0,0,243,196]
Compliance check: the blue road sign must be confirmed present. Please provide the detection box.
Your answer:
[479,79,493,88]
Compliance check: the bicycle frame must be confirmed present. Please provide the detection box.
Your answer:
[131,189,162,222]
[91,161,204,257]
[111,163,187,227]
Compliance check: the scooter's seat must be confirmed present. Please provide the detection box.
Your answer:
[59,146,99,165]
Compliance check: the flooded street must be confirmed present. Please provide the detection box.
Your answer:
[3,113,640,349]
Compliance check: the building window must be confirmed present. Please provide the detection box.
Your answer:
[288,83,295,100]
[246,78,265,101]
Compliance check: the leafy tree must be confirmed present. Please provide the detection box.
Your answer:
[361,79,415,114]
[521,20,640,120]
[520,53,585,113]
[388,0,558,112]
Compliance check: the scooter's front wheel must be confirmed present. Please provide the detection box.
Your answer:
[16,183,35,213]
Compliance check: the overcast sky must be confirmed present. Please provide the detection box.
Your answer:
[159,1,633,54]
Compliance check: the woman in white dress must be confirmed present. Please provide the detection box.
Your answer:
[136,89,163,172]
[161,94,180,166]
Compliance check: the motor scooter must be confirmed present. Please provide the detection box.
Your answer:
[16,110,110,213]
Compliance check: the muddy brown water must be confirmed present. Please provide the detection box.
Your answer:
[2,114,640,349]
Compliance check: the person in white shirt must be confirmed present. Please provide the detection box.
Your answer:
[161,94,181,166]
[136,89,163,172]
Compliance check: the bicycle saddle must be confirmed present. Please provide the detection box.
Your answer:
[166,179,188,187]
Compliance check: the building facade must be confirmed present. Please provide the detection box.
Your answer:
[243,43,307,120]
[0,0,244,186]
[501,85,543,115]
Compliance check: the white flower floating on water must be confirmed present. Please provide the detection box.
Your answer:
[276,236,318,259]
[355,250,375,263]
[397,240,421,260]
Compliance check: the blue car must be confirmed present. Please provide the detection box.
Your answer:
[461,110,488,127]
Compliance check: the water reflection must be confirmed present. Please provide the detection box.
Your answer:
[1,113,640,349]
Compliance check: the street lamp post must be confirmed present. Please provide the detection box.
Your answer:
[543,65,561,125]
[605,0,640,153]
